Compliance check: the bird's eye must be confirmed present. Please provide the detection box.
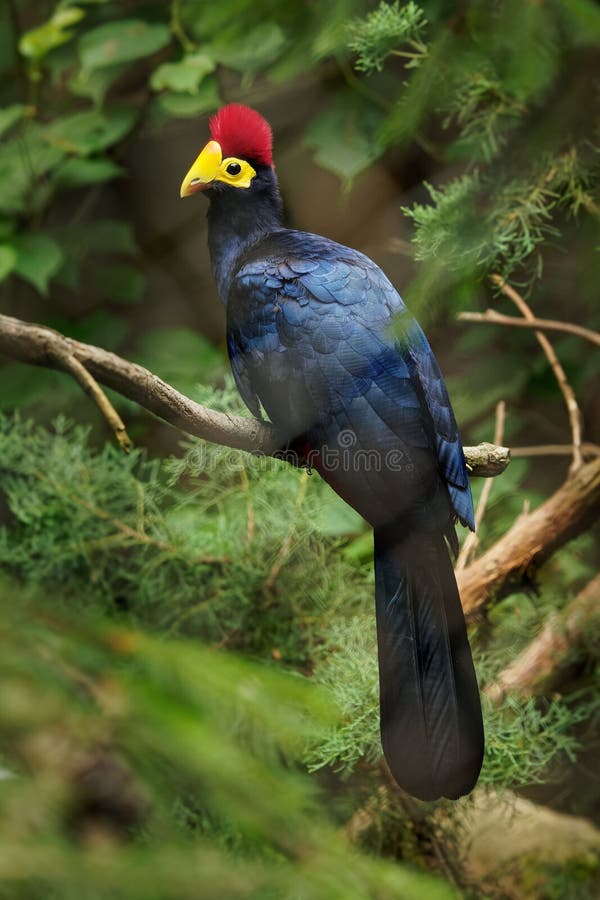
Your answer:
[226,162,242,176]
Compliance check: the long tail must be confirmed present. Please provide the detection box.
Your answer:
[374,526,484,800]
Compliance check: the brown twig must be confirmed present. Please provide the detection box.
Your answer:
[511,443,600,459]
[490,275,583,472]
[456,401,506,570]
[0,313,508,476]
[457,454,600,619]
[485,573,600,704]
[50,347,132,453]
[458,308,600,348]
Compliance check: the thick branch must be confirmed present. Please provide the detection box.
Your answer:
[485,573,600,704]
[347,784,600,888]
[458,309,600,348]
[0,313,278,455]
[457,455,600,620]
[0,313,509,476]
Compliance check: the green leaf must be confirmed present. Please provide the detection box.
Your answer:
[0,245,17,282]
[14,233,63,295]
[54,156,125,186]
[156,79,219,118]
[19,6,85,61]
[312,491,364,538]
[151,52,215,94]
[96,262,144,302]
[304,98,384,185]
[68,63,127,105]
[0,104,26,138]
[0,127,65,214]
[42,107,136,156]
[0,218,15,241]
[133,328,224,392]
[81,220,137,254]
[79,19,171,71]
[212,23,286,73]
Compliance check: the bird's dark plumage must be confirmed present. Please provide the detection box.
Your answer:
[186,106,484,800]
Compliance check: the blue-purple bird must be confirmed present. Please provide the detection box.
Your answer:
[181,104,484,800]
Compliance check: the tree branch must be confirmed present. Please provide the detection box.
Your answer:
[490,275,584,471]
[457,454,600,620]
[49,346,132,453]
[0,313,279,455]
[511,443,600,459]
[458,309,600,348]
[0,313,509,477]
[346,783,600,891]
[485,573,600,704]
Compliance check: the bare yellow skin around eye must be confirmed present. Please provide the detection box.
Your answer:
[216,158,256,189]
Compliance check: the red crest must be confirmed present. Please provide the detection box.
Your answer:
[209,104,273,166]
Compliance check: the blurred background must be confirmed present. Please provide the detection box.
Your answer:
[0,1,599,897]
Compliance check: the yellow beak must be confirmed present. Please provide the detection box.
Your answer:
[180,140,222,198]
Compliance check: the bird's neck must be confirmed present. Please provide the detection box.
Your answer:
[207,168,283,302]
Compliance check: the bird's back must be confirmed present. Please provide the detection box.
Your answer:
[226,228,474,537]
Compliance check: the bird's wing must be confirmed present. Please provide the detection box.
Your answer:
[396,312,475,531]
[228,232,474,529]
[226,327,262,420]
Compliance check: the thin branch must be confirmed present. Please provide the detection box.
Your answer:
[50,347,132,453]
[0,313,509,476]
[511,443,600,459]
[485,573,600,704]
[456,401,506,570]
[458,308,600,348]
[490,274,583,471]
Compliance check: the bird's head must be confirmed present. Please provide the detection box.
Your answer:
[180,104,273,199]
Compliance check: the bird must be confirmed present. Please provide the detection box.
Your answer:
[180,103,484,801]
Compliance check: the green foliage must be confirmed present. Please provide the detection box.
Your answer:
[480,694,585,790]
[0,404,369,664]
[13,232,64,294]
[150,52,215,94]
[304,94,385,185]
[19,5,85,62]
[347,1,428,74]
[0,104,27,137]
[132,328,225,395]
[44,107,137,155]
[306,617,380,773]
[54,155,125,186]
[78,19,172,71]
[0,580,456,899]
[0,0,367,298]
[346,0,600,297]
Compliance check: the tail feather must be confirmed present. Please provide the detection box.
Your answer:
[374,526,484,800]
